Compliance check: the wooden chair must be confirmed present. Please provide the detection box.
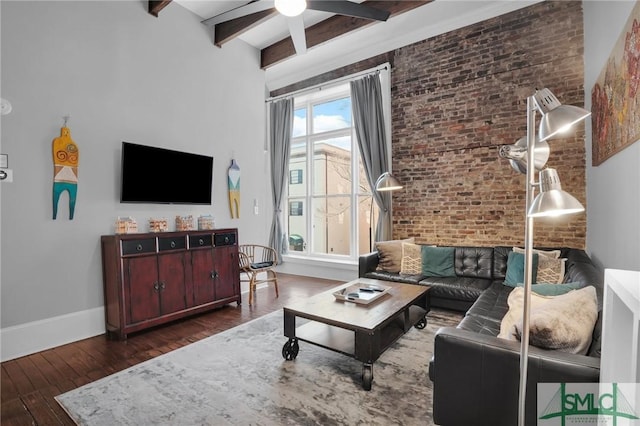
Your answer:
[239,244,279,306]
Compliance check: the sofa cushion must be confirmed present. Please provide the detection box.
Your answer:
[362,270,424,284]
[454,247,493,279]
[464,282,513,323]
[375,238,414,273]
[420,276,492,303]
[457,313,502,336]
[421,246,456,277]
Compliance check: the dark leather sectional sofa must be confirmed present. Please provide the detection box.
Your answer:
[358,245,603,426]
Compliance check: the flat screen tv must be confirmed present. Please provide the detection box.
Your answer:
[120,141,214,204]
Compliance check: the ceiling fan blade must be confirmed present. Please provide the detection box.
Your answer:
[202,1,275,26]
[307,0,390,21]
[287,16,307,55]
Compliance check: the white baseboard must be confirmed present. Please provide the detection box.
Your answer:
[1,263,356,362]
[0,307,105,362]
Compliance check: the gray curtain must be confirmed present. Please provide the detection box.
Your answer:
[351,73,393,246]
[268,98,293,260]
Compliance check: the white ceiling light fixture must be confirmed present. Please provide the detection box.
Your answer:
[275,0,307,17]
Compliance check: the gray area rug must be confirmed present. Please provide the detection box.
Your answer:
[56,309,460,425]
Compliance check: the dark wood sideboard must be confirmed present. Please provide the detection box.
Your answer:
[101,228,241,340]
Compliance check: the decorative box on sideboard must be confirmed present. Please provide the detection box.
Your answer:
[101,228,240,340]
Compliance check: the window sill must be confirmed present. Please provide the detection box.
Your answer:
[277,254,358,281]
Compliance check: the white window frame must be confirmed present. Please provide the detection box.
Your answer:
[277,64,392,265]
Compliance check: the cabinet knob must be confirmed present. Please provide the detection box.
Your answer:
[137,244,143,252]
[153,282,160,291]
[170,241,176,248]
[199,238,204,246]
[211,271,219,279]
[159,281,166,290]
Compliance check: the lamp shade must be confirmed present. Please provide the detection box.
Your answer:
[499,136,550,175]
[532,88,591,141]
[375,172,403,192]
[538,104,591,141]
[274,0,306,17]
[528,168,585,217]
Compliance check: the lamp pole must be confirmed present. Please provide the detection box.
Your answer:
[518,95,537,426]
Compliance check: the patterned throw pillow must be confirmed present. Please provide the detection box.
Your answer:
[513,246,561,259]
[536,256,566,284]
[375,238,415,273]
[400,242,422,275]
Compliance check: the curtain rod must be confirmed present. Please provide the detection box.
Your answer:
[265,63,390,103]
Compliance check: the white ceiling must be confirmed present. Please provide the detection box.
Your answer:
[174,0,543,91]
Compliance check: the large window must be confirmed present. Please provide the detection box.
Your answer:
[286,83,375,260]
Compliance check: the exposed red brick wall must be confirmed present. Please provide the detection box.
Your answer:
[273,1,587,249]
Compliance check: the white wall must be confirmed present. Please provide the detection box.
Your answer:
[583,1,640,272]
[0,0,270,360]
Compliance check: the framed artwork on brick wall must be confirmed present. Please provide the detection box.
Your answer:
[591,2,640,166]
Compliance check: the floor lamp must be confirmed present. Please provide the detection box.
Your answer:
[499,88,590,426]
[369,172,403,252]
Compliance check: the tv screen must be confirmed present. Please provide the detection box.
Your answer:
[120,142,213,204]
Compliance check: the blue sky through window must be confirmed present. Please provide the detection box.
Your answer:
[293,97,351,140]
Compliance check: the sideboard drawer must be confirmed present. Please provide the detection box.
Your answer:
[121,238,156,255]
[158,236,186,251]
[214,232,236,246]
[189,234,213,249]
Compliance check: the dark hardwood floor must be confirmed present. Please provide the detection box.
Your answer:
[1,274,342,426]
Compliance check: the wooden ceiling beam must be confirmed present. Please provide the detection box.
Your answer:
[148,0,172,17]
[215,9,279,47]
[260,0,430,69]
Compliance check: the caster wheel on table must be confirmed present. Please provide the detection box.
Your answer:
[415,316,427,329]
[362,364,373,391]
[282,338,299,360]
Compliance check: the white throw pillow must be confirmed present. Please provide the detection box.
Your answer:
[498,286,598,355]
[498,287,553,340]
[517,286,598,355]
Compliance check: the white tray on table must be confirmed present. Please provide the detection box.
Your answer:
[333,281,391,305]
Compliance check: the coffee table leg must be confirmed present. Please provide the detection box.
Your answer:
[282,338,299,360]
[362,363,373,391]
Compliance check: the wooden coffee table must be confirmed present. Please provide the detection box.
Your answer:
[281,278,431,390]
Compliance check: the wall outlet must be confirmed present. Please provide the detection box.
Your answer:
[253,199,259,215]
[0,169,13,183]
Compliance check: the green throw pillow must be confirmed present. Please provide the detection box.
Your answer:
[504,251,538,286]
[421,246,456,277]
[518,282,583,296]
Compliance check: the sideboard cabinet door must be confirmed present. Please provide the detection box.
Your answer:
[124,256,161,324]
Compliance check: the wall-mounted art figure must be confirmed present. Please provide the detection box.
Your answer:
[228,159,240,218]
[52,125,79,219]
